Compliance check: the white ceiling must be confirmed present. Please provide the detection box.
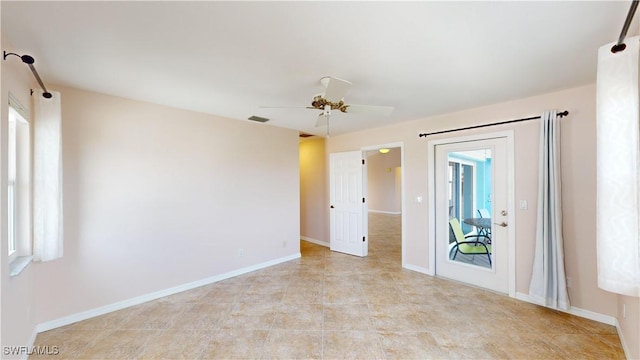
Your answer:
[2,1,637,136]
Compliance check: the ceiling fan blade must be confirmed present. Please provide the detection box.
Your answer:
[345,104,394,116]
[323,77,352,103]
[315,113,329,127]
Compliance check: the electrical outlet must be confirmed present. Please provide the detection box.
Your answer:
[238,248,244,257]
[623,304,627,319]
[282,240,287,248]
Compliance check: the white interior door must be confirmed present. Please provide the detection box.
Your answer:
[434,137,510,293]
[330,151,367,257]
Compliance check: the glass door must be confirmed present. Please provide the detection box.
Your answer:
[435,137,509,293]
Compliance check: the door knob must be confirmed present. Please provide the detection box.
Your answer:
[494,222,508,227]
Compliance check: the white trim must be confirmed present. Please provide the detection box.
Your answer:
[368,209,401,215]
[8,92,29,119]
[301,236,329,247]
[9,255,33,277]
[427,131,516,296]
[515,292,616,325]
[505,133,516,298]
[402,263,431,275]
[36,253,301,333]
[20,327,40,360]
[427,140,437,276]
[615,319,632,360]
[6,327,40,360]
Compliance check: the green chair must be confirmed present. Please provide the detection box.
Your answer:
[449,218,492,266]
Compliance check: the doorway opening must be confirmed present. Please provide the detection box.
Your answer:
[364,144,404,267]
[327,143,405,263]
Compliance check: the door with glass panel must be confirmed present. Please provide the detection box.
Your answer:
[434,137,509,294]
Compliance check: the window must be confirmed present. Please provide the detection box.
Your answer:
[7,101,32,274]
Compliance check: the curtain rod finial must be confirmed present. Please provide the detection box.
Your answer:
[20,55,34,64]
[611,43,627,53]
[31,89,53,99]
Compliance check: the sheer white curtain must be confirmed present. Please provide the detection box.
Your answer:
[529,110,570,310]
[33,90,63,262]
[596,36,640,297]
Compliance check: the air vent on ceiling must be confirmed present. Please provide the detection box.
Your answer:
[248,115,269,123]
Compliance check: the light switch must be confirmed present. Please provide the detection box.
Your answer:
[519,200,528,210]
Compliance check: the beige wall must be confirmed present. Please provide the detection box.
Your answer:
[299,138,328,244]
[327,84,623,322]
[28,85,301,324]
[1,37,38,357]
[366,148,401,213]
[618,295,640,359]
[2,54,302,351]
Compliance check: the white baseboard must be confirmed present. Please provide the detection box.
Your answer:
[402,263,431,275]
[37,253,301,333]
[615,319,633,360]
[368,210,401,215]
[515,292,616,326]
[18,327,40,360]
[301,236,329,247]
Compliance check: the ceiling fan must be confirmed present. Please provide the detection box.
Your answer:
[262,76,394,128]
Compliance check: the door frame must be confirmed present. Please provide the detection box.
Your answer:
[360,142,405,266]
[427,131,516,297]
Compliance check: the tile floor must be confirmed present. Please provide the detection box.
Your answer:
[31,214,625,359]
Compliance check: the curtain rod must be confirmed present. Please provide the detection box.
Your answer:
[418,110,569,138]
[3,51,52,98]
[612,0,639,53]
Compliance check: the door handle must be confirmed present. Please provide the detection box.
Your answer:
[493,222,508,227]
